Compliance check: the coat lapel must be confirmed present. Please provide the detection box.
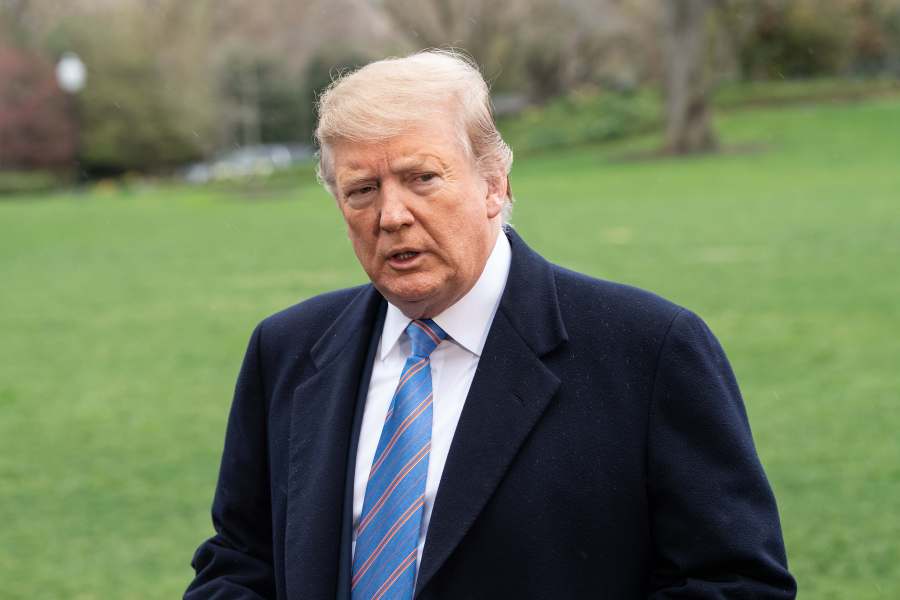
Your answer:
[284,285,383,600]
[415,228,568,595]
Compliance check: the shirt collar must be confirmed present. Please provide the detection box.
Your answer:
[379,230,512,360]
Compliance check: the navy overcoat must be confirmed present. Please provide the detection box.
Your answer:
[187,229,796,599]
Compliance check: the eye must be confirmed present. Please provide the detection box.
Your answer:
[343,184,378,208]
[412,173,438,185]
[351,185,377,196]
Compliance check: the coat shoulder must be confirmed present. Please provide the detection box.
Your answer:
[550,264,686,340]
[255,284,372,354]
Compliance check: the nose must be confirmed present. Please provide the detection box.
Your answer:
[378,181,415,232]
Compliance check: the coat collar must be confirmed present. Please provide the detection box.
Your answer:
[285,285,385,599]
[308,285,385,370]
[496,226,568,356]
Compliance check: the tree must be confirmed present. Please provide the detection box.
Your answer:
[40,2,219,174]
[378,0,527,89]
[377,0,643,102]
[660,0,719,154]
[0,42,76,170]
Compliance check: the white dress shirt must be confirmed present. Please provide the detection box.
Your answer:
[351,231,512,570]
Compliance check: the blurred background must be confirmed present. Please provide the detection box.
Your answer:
[1,0,898,597]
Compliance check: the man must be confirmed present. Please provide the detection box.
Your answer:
[186,50,796,599]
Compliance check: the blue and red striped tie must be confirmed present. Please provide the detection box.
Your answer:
[352,319,447,600]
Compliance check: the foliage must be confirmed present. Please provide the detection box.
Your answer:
[0,169,62,195]
[217,54,306,147]
[738,1,853,79]
[714,76,900,107]
[0,43,75,170]
[497,88,660,155]
[7,0,900,178]
[257,65,307,145]
[733,0,900,79]
[44,7,217,175]
[299,50,370,143]
[499,73,900,161]
[76,47,198,174]
[209,47,370,149]
[851,0,900,75]
[379,0,650,102]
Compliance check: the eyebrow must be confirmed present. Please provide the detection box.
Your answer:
[338,173,377,190]
[388,154,443,174]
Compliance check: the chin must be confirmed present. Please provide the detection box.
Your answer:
[383,286,435,308]
[380,273,435,299]
[379,281,444,316]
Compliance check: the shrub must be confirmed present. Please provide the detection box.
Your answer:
[739,1,853,79]
[0,170,62,196]
[497,88,660,155]
[45,12,215,176]
[0,43,76,170]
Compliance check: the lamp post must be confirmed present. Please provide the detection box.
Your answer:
[55,52,87,180]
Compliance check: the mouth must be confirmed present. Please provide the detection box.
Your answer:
[387,249,424,269]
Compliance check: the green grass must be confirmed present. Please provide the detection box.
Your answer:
[2,97,899,599]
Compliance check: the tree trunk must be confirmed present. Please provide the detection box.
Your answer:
[661,0,718,154]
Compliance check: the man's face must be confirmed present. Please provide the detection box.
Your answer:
[330,117,505,319]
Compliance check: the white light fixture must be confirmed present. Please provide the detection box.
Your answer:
[56,52,87,94]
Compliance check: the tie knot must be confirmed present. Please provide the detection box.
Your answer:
[405,319,447,358]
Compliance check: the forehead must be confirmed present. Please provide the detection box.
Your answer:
[330,120,470,177]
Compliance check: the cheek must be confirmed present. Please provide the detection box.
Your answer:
[344,212,375,247]
[344,227,378,272]
[350,229,376,260]
[440,224,477,271]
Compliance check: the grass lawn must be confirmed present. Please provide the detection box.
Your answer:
[2,97,898,599]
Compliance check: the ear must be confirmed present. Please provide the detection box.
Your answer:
[484,172,507,219]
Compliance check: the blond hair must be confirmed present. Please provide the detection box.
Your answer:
[314,49,514,221]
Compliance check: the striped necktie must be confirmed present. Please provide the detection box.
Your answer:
[352,319,447,600]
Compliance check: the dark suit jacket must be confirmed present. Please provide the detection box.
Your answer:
[186,229,796,599]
